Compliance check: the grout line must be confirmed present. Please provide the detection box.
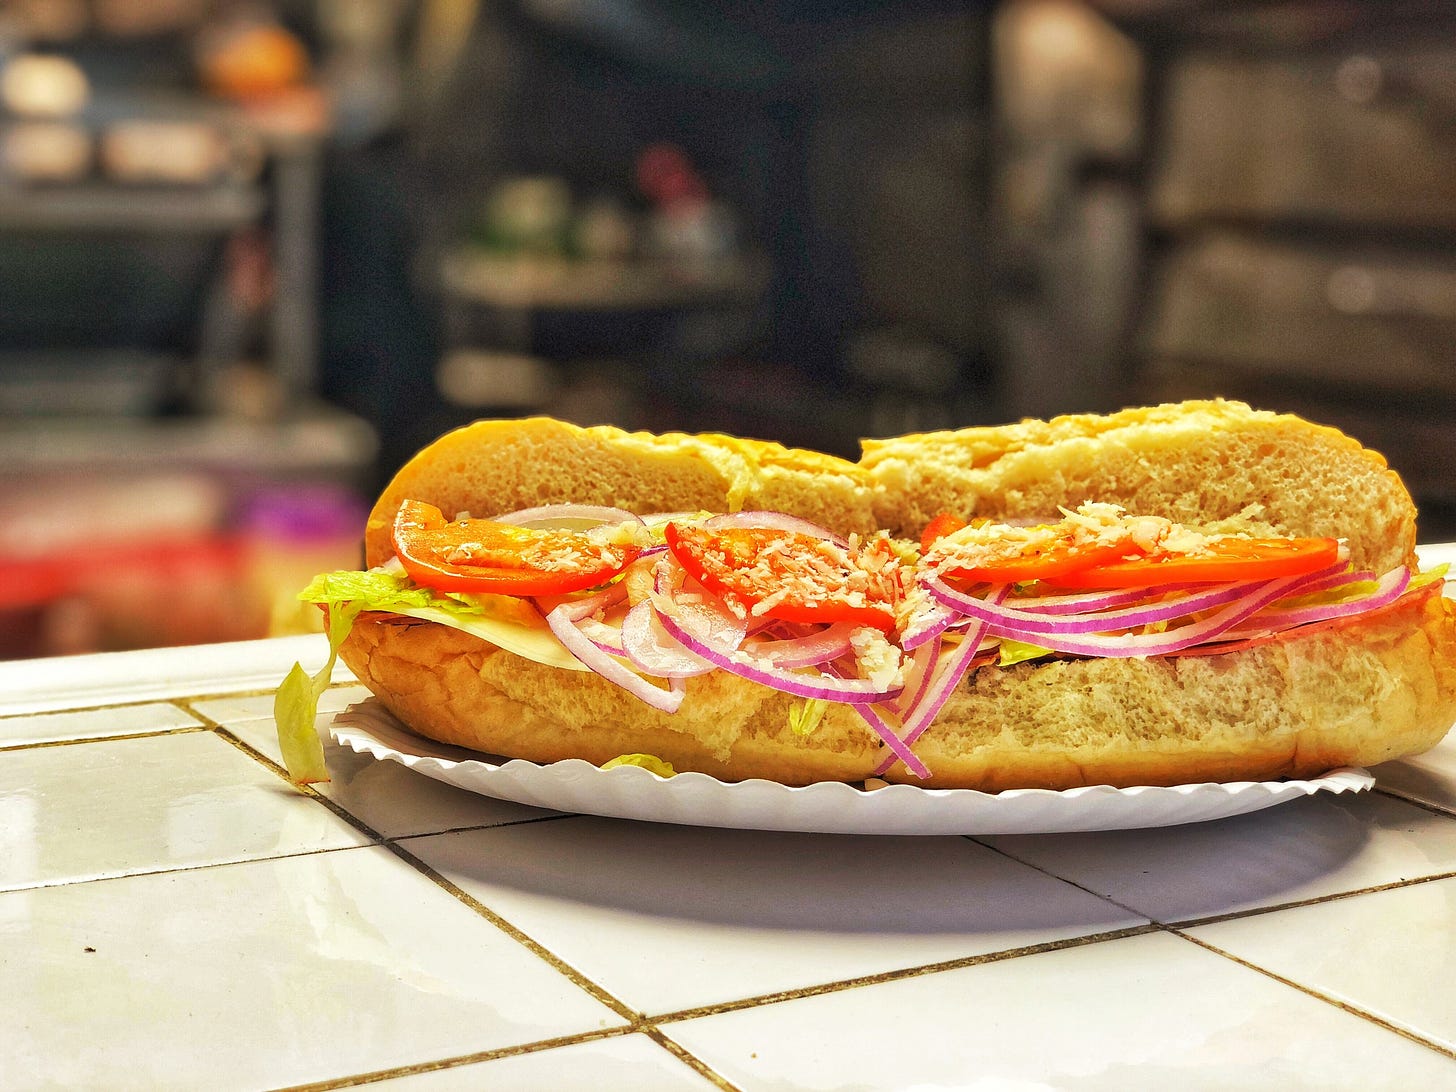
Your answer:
[0,694,203,723]
[0,842,377,896]
[375,831,646,1025]
[647,924,1160,1026]
[643,1026,742,1091]
[967,835,1159,923]
[970,831,1456,934]
[1160,869,1456,929]
[975,832,1456,1054]
[262,922,1159,1090]
[393,815,585,844]
[270,1025,748,1092]
[0,680,361,724]
[266,1025,645,1091]
[1173,930,1456,1062]
[1374,785,1456,821]
[0,723,211,753]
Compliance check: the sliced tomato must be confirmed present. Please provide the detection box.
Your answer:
[664,521,899,631]
[393,500,640,596]
[1050,536,1341,589]
[940,539,1139,586]
[920,512,968,553]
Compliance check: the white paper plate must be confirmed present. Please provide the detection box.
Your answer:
[329,698,1375,836]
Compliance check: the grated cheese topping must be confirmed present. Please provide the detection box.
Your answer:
[925,502,1229,576]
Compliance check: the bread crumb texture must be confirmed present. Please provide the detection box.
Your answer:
[365,416,879,567]
[861,400,1415,573]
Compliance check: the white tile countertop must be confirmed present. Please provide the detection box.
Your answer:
[6,545,1456,1090]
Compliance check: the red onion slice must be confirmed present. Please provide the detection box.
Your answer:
[901,595,958,650]
[922,573,1258,636]
[546,602,685,713]
[652,607,902,704]
[884,632,942,719]
[551,582,629,623]
[742,621,858,668]
[972,570,1329,657]
[620,600,716,678]
[1001,584,1204,615]
[495,504,645,530]
[1285,567,1375,598]
[577,616,627,656]
[872,585,1008,776]
[651,553,750,647]
[852,704,931,780]
[1216,566,1413,641]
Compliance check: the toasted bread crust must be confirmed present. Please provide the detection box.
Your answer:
[365,417,879,568]
[337,589,1456,789]
[861,400,1417,573]
[336,400,1451,788]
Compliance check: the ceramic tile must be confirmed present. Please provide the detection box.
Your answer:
[0,730,372,890]
[313,738,565,839]
[0,634,354,715]
[189,683,372,727]
[1373,733,1456,815]
[665,930,1456,1091]
[368,1033,722,1090]
[1186,875,1456,1052]
[0,846,626,1091]
[0,701,202,746]
[978,791,1456,923]
[404,816,1144,1014]
[219,708,562,837]
[223,705,343,766]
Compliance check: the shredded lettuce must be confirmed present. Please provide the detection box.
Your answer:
[298,569,587,671]
[299,568,488,614]
[787,697,830,738]
[601,753,677,776]
[273,599,361,784]
[1414,562,1450,591]
[997,638,1051,667]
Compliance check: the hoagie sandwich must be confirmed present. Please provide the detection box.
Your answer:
[277,400,1456,790]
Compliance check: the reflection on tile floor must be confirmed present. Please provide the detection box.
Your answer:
[5,682,1456,1089]
[4,846,625,1090]
[665,931,1456,1090]
[978,791,1456,923]
[404,815,1146,1014]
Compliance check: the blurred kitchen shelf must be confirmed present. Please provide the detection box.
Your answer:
[0,86,327,406]
[0,182,265,232]
[0,407,377,483]
[440,250,771,312]
[0,350,176,415]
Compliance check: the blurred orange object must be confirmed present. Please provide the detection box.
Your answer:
[198,21,310,101]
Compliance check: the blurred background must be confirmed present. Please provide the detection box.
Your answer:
[1,0,1453,658]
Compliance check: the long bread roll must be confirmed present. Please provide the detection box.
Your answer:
[330,400,1456,790]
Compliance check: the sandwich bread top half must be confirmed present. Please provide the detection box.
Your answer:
[365,400,1418,576]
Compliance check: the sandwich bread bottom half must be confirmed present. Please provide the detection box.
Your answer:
[338,588,1456,790]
